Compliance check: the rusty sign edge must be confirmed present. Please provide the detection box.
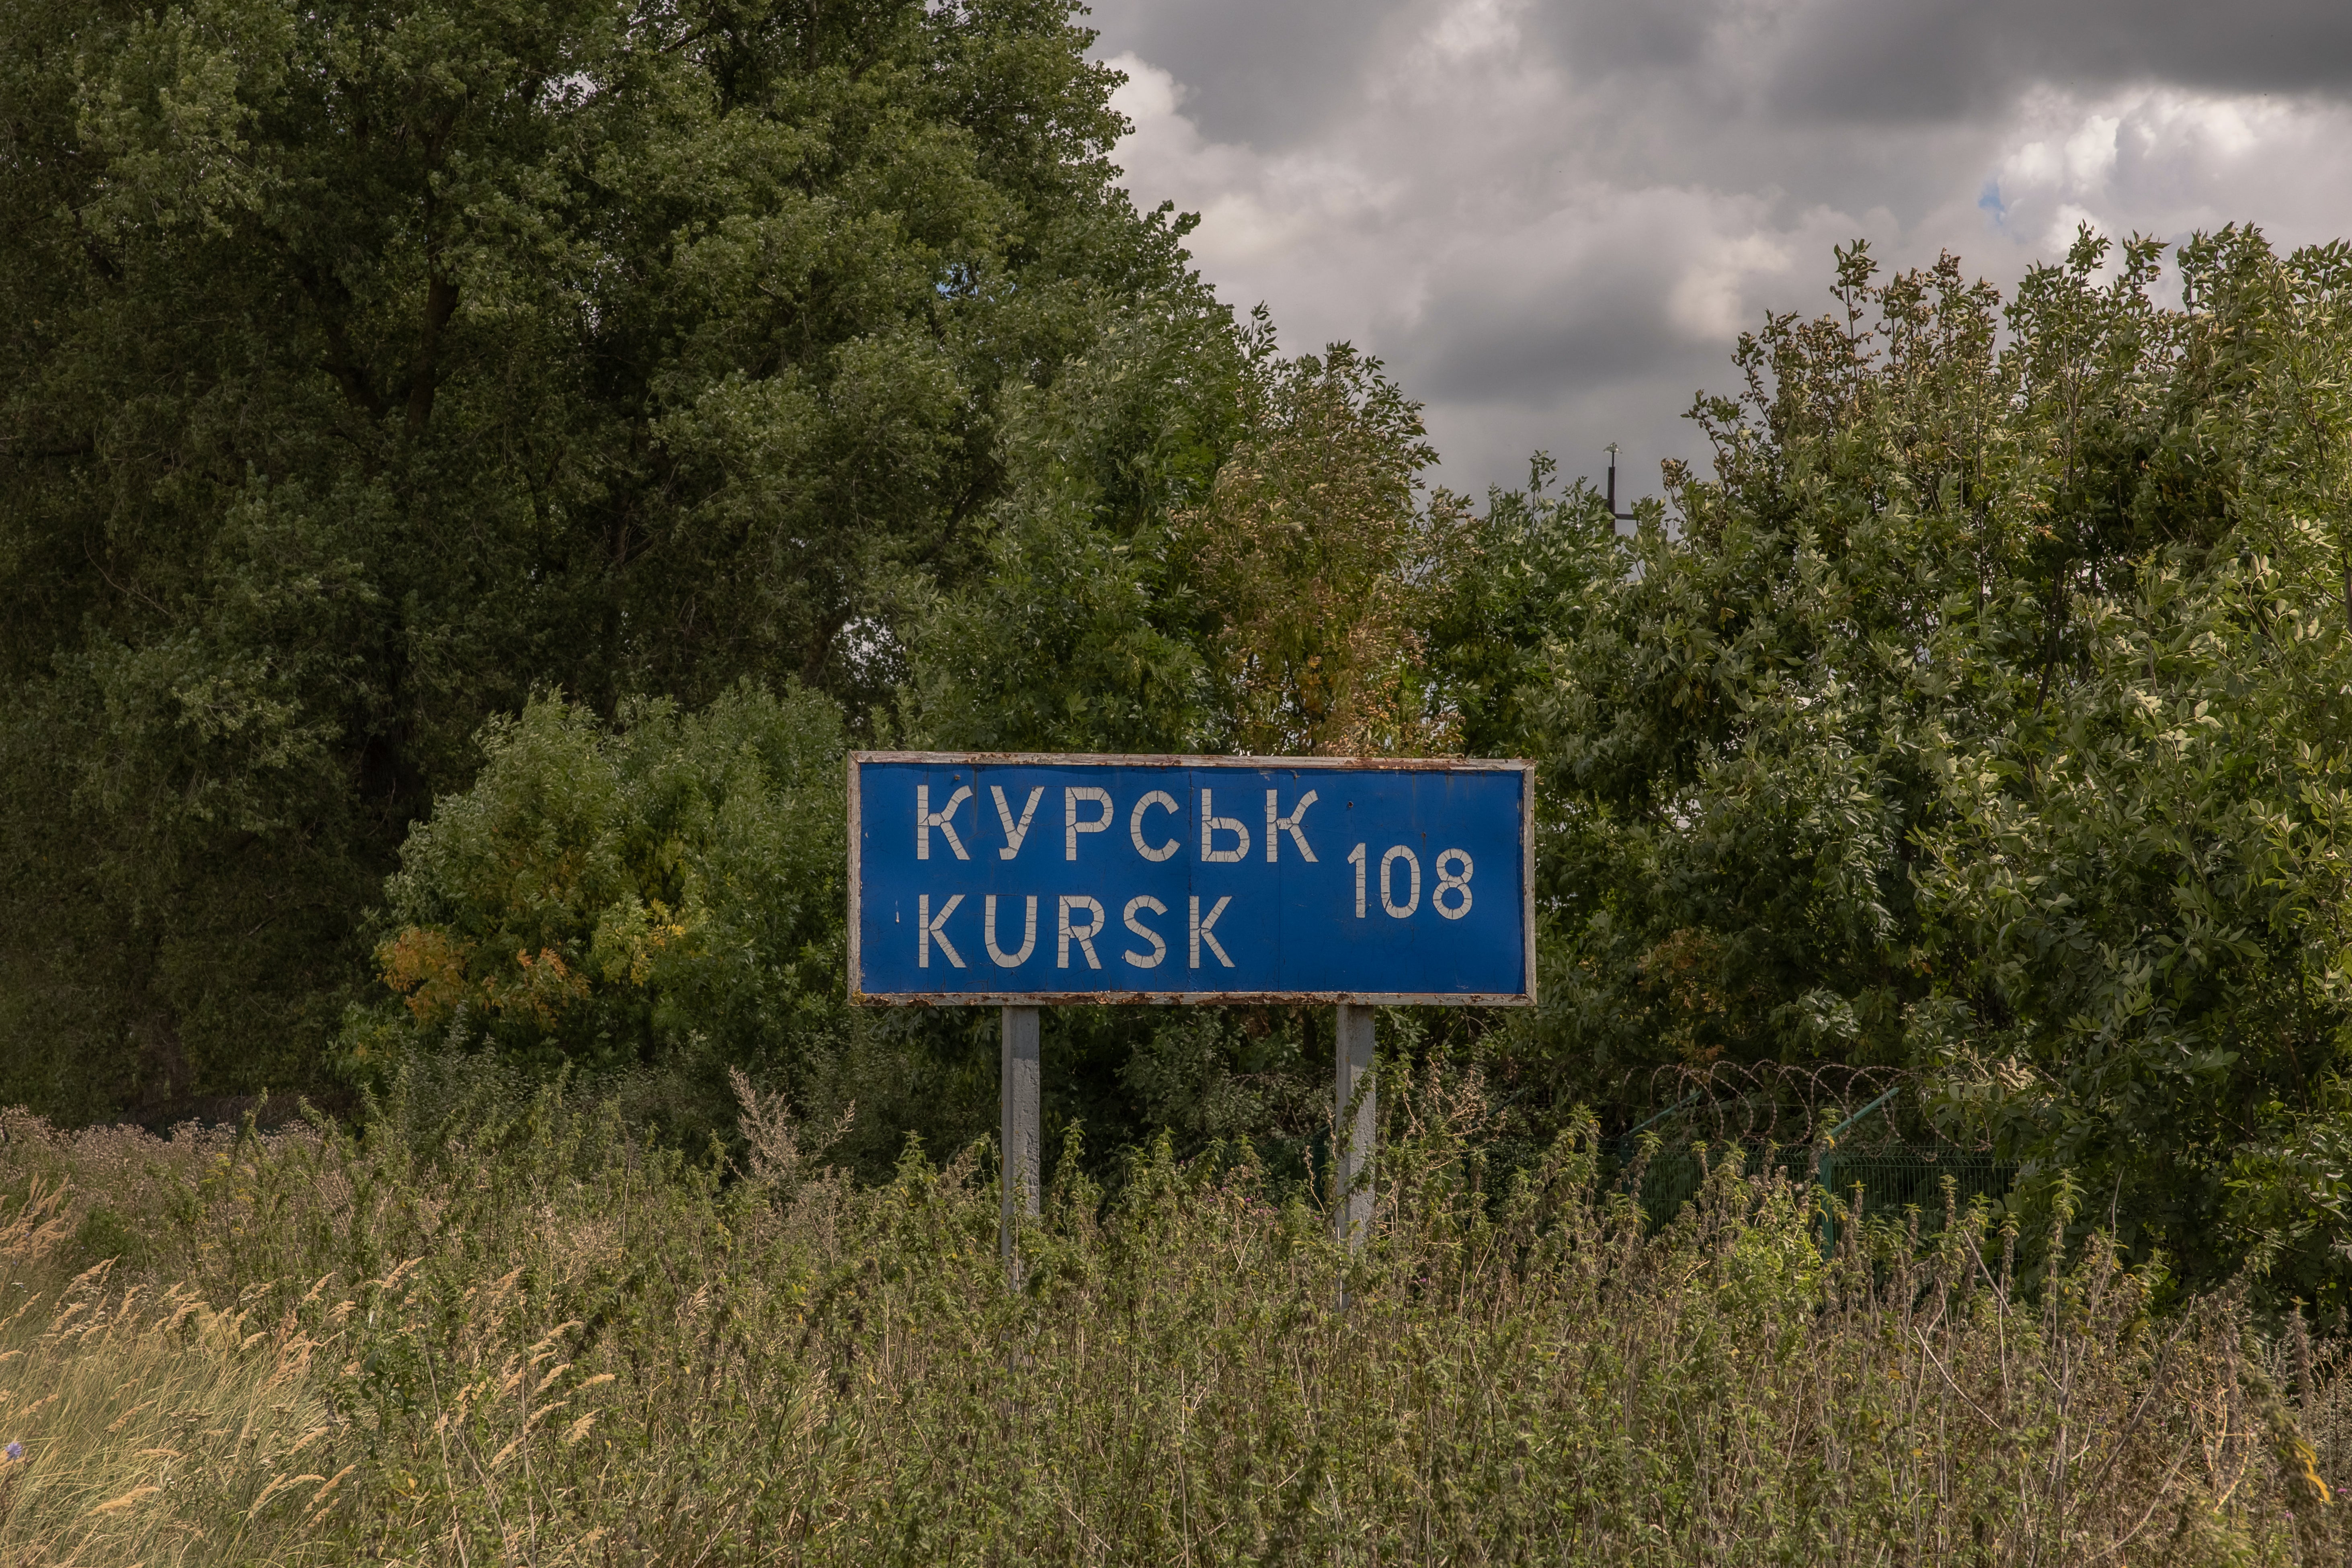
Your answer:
[846,751,1538,1008]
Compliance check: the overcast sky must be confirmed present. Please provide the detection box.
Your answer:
[1086,0,2352,502]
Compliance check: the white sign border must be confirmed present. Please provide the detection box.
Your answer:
[847,751,1538,1007]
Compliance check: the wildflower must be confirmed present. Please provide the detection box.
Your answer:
[4,1442,20,1461]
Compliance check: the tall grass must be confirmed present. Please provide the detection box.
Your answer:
[0,1060,2344,1564]
[0,1177,344,1565]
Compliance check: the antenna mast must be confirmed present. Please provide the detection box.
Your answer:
[1605,444,1636,523]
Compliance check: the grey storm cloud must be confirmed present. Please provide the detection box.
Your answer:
[1400,206,1727,402]
[1083,0,1418,148]
[1763,0,2352,119]
[1086,0,2352,496]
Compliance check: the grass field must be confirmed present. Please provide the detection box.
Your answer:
[0,1057,2344,1565]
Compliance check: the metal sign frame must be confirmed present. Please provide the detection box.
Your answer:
[847,750,1537,1008]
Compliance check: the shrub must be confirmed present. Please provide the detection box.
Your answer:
[340,683,849,1124]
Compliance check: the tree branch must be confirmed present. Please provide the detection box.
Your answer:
[291,263,390,420]
[404,272,460,439]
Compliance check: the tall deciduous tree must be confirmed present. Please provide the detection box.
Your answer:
[0,0,1226,1117]
[1180,327,1466,757]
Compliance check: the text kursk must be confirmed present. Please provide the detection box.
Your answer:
[908,786,1472,970]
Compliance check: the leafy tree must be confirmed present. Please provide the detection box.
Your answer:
[896,295,1245,754]
[1911,233,2352,1298]
[1501,230,2352,1301]
[1423,453,1621,764]
[0,0,1224,1116]
[1176,327,1467,756]
[905,318,1476,760]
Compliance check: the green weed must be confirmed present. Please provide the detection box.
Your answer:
[0,1062,2342,1564]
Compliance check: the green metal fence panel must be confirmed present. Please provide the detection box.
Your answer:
[1612,1140,2017,1238]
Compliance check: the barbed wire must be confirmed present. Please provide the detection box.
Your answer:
[1616,1061,1994,1152]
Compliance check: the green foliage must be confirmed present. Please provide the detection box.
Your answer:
[0,1073,2344,1562]
[344,683,849,1121]
[1177,328,1466,755]
[898,298,1245,753]
[1425,456,1623,762]
[904,311,1481,763]
[1500,230,2352,1302]
[0,0,1226,1116]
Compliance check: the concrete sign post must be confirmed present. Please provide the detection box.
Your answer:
[848,752,1536,1275]
[1000,1003,1041,1275]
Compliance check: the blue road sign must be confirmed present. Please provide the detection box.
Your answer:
[849,753,1535,1004]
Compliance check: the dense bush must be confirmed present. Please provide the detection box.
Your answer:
[1513,233,2352,1306]
[342,683,849,1118]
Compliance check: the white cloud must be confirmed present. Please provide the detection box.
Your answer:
[1109,53,1404,276]
[1423,0,1522,63]
[1668,231,1796,344]
[1971,87,2352,265]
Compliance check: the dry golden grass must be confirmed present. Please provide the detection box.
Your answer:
[0,1176,346,1564]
